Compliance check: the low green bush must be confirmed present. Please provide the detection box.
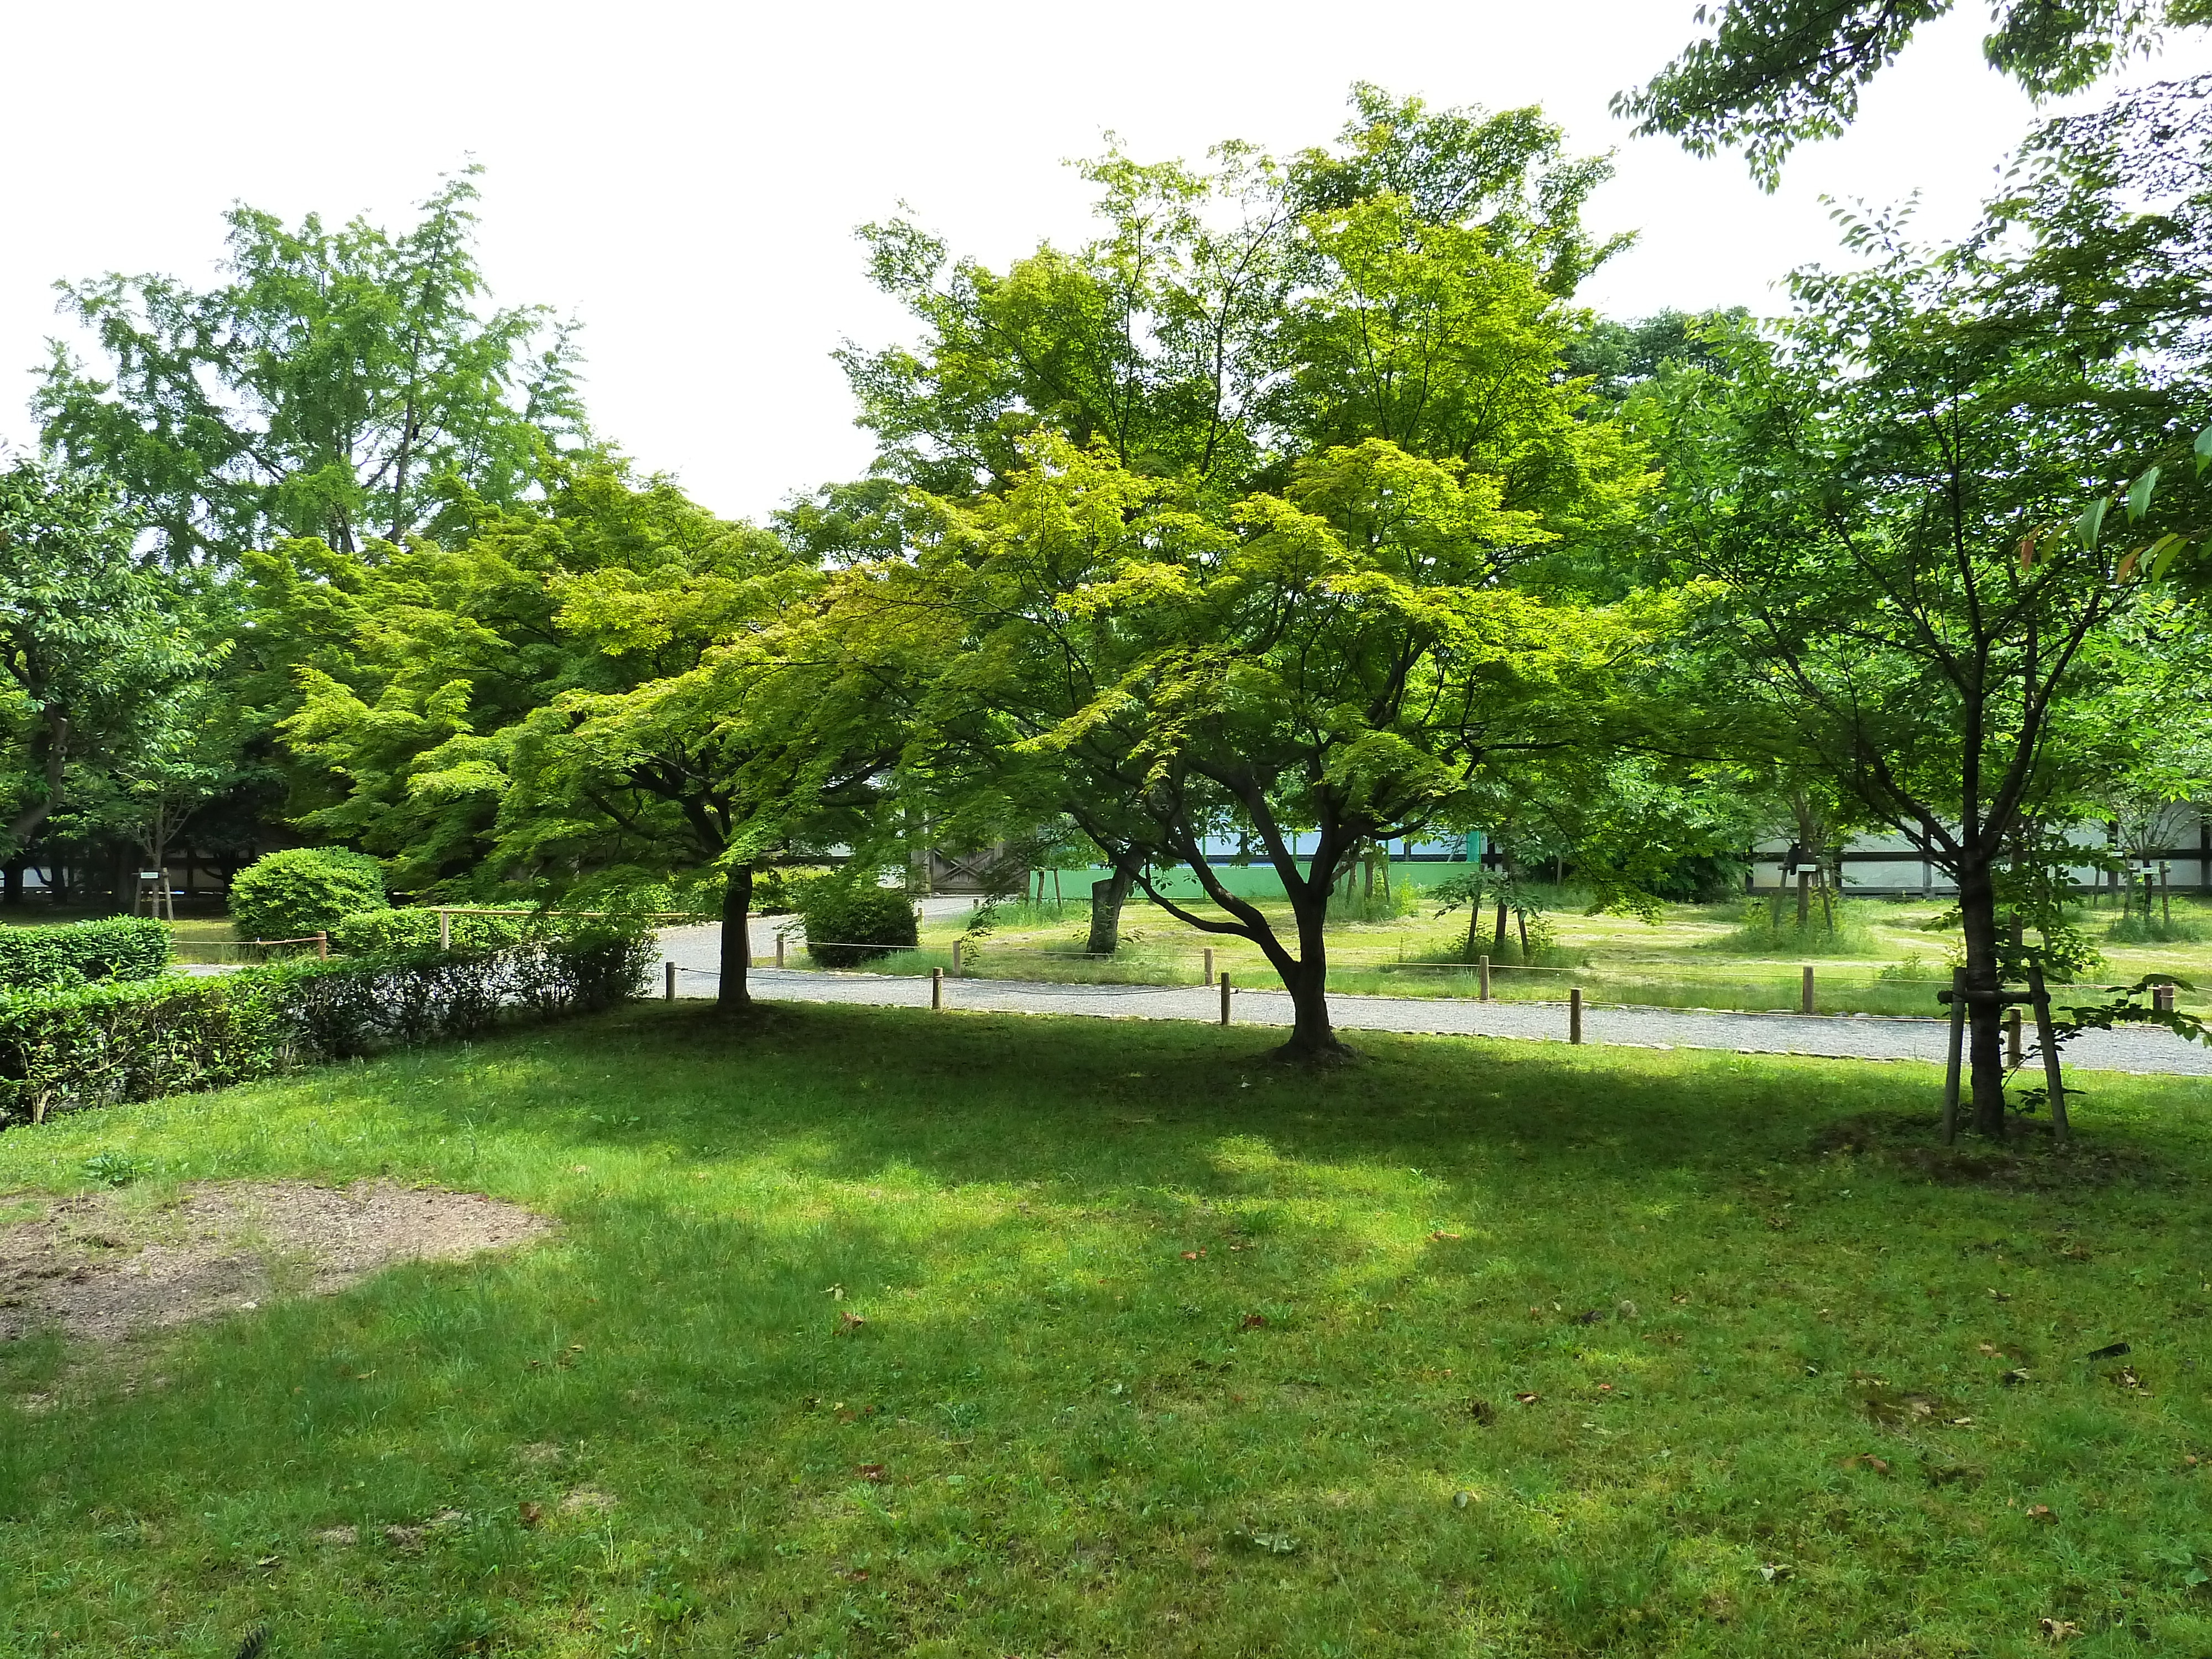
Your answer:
[0,916,169,990]
[1705,896,1885,956]
[800,876,919,968]
[0,927,650,1128]
[2106,911,2208,945]
[227,848,388,942]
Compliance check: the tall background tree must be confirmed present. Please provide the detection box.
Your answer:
[37,166,585,569]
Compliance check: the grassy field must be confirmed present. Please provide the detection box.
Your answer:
[856,890,2212,1019]
[5,1003,2212,1655]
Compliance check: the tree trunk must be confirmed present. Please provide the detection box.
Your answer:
[1465,898,1483,963]
[718,862,754,1011]
[1087,868,1131,956]
[1272,886,1348,1061]
[1493,898,1509,955]
[1957,860,2007,1137]
[2,862,20,906]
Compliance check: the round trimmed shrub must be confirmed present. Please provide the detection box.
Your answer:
[799,875,918,968]
[227,849,388,942]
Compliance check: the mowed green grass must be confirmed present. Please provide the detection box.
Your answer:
[4,1006,2212,1657]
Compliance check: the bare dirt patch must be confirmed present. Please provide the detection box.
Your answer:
[0,1181,554,1343]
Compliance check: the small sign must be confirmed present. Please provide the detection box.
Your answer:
[139,871,162,881]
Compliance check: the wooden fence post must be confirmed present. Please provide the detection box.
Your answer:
[1942,967,1966,1146]
[315,931,328,959]
[2006,1008,2022,1067]
[2027,962,2068,1146]
[438,909,452,951]
[775,933,786,969]
[664,961,677,1000]
[1801,965,1815,1015]
[1203,947,1214,985]
[931,966,945,1010]
[1219,972,1232,1026]
[952,938,963,976]
[1569,987,1583,1045]
[1478,955,1491,1002]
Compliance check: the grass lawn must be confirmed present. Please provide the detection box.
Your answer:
[5,1004,2212,1656]
[867,891,2212,1020]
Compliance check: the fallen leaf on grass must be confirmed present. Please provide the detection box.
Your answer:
[1229,1529,1300,1555]
[518,1503,543,1528]
[838,1311,867,1334]
[1428,1231,1462,1242]
[2114,1366,2146,1391]
[253,1554,280,1569]
[1840,1454,1892,1475]
[1756,1562,1794,1582]
[1240,1313,1268,1329]
[1989,1289,2013,1302]
[312,1526,357,1546]
[1514,1392,1541,1405]
[2039,1617,2083,1639]
[1573,1308,1605,1326]
[2027,1504,2057,1524]
[2001,1368,2032,1387]
[854,1464,886,1483]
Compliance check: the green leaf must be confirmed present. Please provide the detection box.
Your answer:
[2075,497,2112,550]
[2197,423,2212,477]
[2148,534,2187,583]
[2125,466,2160,523]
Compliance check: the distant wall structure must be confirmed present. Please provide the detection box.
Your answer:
[1748,808,2212,896]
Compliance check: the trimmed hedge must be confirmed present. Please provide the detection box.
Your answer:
[800,877,919,968]
[327,909,533,954]
[0,917,170,991]
[228,848,388,942]
[0,928,651,1128]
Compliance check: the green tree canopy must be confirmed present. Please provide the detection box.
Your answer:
[0,458,199,863]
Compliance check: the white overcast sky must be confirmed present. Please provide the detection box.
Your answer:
[5,1,2208,523]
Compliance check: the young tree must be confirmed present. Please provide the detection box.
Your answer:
[38,167,585,568]
[1655,145,2210,1131]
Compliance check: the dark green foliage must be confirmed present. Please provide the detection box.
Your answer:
[0,917,169,990]
[799,876,917,967]
[751,865,831,915]
[1648,853,1750,904]
[226,848,388,942]
[1614,0,2201,186]
[0,930,648,1127]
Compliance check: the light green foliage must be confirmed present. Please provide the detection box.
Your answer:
[3,1004,2211,1650]
[37,168,585,565]
[226,848,387,942]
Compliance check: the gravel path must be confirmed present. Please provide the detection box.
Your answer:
[659,923,2212,1077]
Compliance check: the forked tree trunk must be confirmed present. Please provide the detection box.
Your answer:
[719,862,754,1011]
